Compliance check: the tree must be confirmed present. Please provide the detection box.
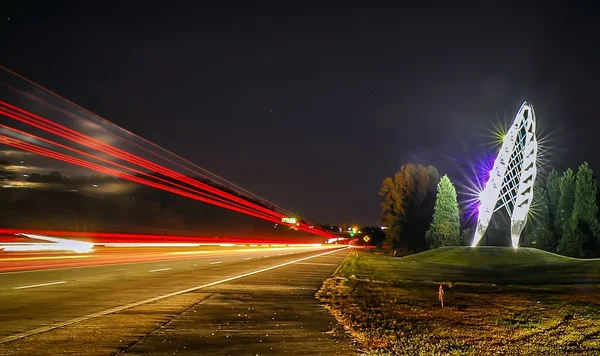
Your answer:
[379,163,440,253]
[558,217,585,257]
[572,162,598,256]
[425,175,461,248]
[546,170,561,236]
[556,168,576,236]
[522,184,556,251]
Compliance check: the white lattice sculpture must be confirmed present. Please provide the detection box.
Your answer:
[472,102,538,248]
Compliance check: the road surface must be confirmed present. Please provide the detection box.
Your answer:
[0,245,353,355]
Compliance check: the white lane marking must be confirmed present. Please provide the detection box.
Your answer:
[209,261,222,265]
[148,268,171,273]
[278,254,283,256]
[263,255,269,258]
[13,281,67,290]
[0,247,348,344]
[243,258,252,260]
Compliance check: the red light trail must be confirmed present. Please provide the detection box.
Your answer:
[0,101,283,219]
[0,98,336,238]
[0,123,282,222]
[2,81,296,218]
[0,67,299,218]
[0,228,327,245]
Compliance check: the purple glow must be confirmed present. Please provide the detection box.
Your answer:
[459,150,496,222]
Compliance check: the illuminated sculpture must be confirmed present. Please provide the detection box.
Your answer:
[472,102,538,248]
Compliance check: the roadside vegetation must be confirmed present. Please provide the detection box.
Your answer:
[317,248,600,355]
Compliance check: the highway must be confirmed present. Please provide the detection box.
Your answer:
[0,245,353,355]
[0,244,325,272]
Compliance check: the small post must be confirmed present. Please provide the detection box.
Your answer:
[438,284,444,308]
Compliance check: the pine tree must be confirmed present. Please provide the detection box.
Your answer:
[556,168,576,236]
[523,184,556,251]
[558,217,585,257]
[546,170,561,237]
[425,175,461,248]
[572,162,598,256]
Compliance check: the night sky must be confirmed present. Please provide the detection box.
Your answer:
[1,2,600,225]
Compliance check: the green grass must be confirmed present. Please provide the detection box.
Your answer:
[318,248,600,355]
[400,246,575,265]
[336,246,600,285]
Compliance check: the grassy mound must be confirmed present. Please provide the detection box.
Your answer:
[338,247,600,285]
[396,246,581,267]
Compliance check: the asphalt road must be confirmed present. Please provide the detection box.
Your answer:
[0,245,353,355]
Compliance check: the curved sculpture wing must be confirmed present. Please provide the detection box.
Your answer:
[472,102,538,248]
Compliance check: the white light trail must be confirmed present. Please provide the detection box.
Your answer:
[3,234,94,253]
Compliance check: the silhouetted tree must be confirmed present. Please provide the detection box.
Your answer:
[523,184,556,251]
[379,163,439,253]
[557,168,576,236]
[425,175,461,248]
[558,218,585,257]
[572,162,598,256]
[546,170,561,237]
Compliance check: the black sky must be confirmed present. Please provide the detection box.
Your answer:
[2,1,600,225]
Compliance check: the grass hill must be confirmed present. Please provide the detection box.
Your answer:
[397,246,579,266]
[341,246,600,285]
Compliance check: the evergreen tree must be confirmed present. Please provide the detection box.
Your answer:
[558,217,585,257]
[523,184,556,251]
[556,168,576,236]
[572,162,598,256]
[425,175,461,248]
[546,170,561,236]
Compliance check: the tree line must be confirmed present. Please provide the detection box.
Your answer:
[522,162,599,257]
[379,163,462,254]
[380,162,600,258]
